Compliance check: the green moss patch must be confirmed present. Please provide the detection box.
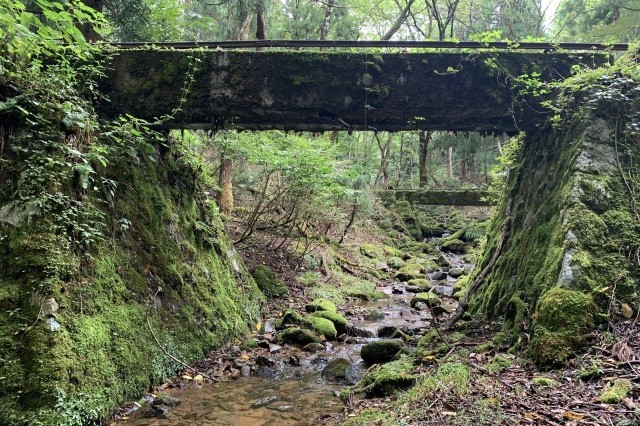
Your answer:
[345,356,417,398]
[305,298,337,313]
[599,379,633,404]
[303,316,337,340]
[252,265,288,298]
[309,310,348,334]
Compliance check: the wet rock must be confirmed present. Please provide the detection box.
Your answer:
[153,395,181,407]
[400,309,415,319]
[347,325,375,338]
[431,285,452,297]
[431,305,452,317]
[345,336,367,344]
[413,301,428,311]
[303,342,325,352]
[270,405,293,412]
[241,365,251,377]
[275,327,321,345]
[405,285,423,293]
[251,395,279,409]
[410,292,442,309]
[287,355,301,366]
[448,268,464,278]
[360,339,404,364]
[429,271,448,281]
[256,366,277,378]
[441,239,467,253]
[387,256,405,269]
[321,358,352,382]
[364,310,385,321]
[377,326,406,339]
[146,404,172,419]
[391,285,404,294]
[256,355,276,367]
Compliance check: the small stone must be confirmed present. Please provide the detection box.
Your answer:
[256,355,276,367]
[440,239,467,253]
[256,366,277,378]
[251,396,279,409]
[153,395,181,407]
[435,253,451,267]
[391,286,404,294]
[263,320,276,333]
[303,342,325,352]
[269,344,282,353]
[146,404,172,419]
[46,317,61,332]
[41,298,59,317]
[347,326,375,338]
[377,326,402,338]
[405,285,423,293]
[241,365,251,377]
[414,302,428,311]
[375,262,389,271]
[620,303,634,319]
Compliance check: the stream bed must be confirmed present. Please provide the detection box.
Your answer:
[119,250,467,426]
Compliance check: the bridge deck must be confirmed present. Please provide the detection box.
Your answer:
[99,49,605,132]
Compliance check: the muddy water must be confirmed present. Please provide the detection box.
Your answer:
[122,252,466,426]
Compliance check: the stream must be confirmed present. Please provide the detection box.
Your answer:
[120,250,468,426]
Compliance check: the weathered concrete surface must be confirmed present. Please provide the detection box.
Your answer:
[378,189,492,206]
[99,50,604,132]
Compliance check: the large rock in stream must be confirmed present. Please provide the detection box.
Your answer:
[360,339,405,364]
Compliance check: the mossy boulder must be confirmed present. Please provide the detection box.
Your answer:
[360,244,384,260]
[303,316,337,340]
[403,241,436,255]
[410,292,442,309]
[531,377,558,388]
[407,278,431,289]
[529,287,595,367]
[345,356,417,397]
[275,327,322,345]
[383,245,404,257]
[275,309,304,330]
[440,238,467,253]
[305,298,337,313]
[361,339,404,364]
[387,256,405,269]
[252,265,288,298]
[599,379,633,404]
[321,358,354,383]
[310,310,348,334]
[394,263,425,282]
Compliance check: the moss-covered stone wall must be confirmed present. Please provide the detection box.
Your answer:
[0,138,264,424]
[469,88,640,366]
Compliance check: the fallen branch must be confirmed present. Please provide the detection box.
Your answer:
[444,199,513,329]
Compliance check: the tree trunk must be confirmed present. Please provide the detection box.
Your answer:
[447,146,453,179]
[418,130,431,188]
[382,0,417,40]
[218,156,234,216]
[320,0,335,40]
[79,0,103,41]
[256,4,267,40]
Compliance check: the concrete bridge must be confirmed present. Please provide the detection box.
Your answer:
[99,48,606,133]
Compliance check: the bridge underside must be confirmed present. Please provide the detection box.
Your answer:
[100,50,603,133]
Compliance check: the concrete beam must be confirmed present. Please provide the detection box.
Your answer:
[99,50,604,132]
[378,189,493,206]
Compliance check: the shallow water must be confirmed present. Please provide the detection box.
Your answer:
[126,374,342,426]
